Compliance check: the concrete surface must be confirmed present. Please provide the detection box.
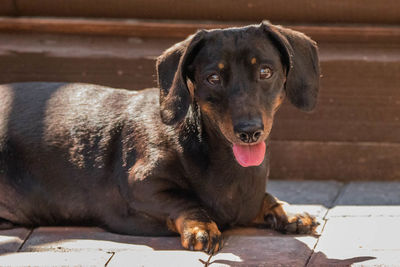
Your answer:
[0,181,399,266]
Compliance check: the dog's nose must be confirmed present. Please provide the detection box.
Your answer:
[234,120,264,143]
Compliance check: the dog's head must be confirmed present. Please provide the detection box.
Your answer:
[157,22,320,167]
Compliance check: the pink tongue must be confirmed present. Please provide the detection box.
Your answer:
[232,142,266,167]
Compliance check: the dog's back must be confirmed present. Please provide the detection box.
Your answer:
[0,82,170,227]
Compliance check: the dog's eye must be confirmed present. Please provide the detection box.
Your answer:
[260,66,273,79]
[207,74,221,85]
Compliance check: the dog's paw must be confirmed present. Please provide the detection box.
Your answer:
[180,220,223,254]
[256,193,319,235]
[285,212,319,234]
[265,210,319,234]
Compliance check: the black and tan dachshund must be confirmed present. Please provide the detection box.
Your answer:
[0,22,320,254]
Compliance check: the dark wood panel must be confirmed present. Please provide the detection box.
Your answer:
[0,18,399,43]
[269,141,400,181]
[0,1,16,15]
[14,0,400,24]
[0,52,156,90]
[272,60,400,142]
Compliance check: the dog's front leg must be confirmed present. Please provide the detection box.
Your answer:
[252,193,319,234]
[105,195,222,253]
[168,208,222,254]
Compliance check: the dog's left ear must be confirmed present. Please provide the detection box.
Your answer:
[156,31,206,125]
[261,22,320,111]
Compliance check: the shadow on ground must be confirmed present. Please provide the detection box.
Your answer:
[0,226,376,266]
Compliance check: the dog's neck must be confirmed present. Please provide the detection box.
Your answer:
[179,103,250,170]
[184,102,232,146]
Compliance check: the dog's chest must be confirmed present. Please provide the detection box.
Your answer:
[196,167,267,226]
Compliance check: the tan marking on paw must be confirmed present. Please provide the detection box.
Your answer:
[172,215,223,254]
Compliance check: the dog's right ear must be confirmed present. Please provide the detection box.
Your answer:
[156,31,206,125]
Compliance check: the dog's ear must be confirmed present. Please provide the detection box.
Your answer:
[156,31,206,125]
[261,21,320,111]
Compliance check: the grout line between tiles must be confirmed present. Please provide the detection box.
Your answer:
[203,254,213,267]
[17,228,34,252]
[323,182,349,220]
[104,251,115,267]
[304,217,329,267]
[331,183,348,207]
[305,182,346,267]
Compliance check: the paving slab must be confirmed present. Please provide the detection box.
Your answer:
[21,227,184,253]
[0,251,112,267]
[334,182,400,205]
[327,182,400,218]
[209,227,319,266]
[0,228,31,254]
[268,180,343,207]
[328,205,400,218]
[308,217,400,266]
[210,235,317,266]
[21,226,210,267]
[108,251,210,267]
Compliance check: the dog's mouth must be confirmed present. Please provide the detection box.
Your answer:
[213,118,268,167]
[232,142,266,167]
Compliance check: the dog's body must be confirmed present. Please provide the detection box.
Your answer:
[0,22,320,253]
[0,83,265,231]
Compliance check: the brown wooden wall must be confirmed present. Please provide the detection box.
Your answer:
[1,0,400,24]
[0,2,399,181]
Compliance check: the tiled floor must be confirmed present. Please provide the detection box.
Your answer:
[0,181,399,266]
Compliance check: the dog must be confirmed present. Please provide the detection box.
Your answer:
[0,22,320,254]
